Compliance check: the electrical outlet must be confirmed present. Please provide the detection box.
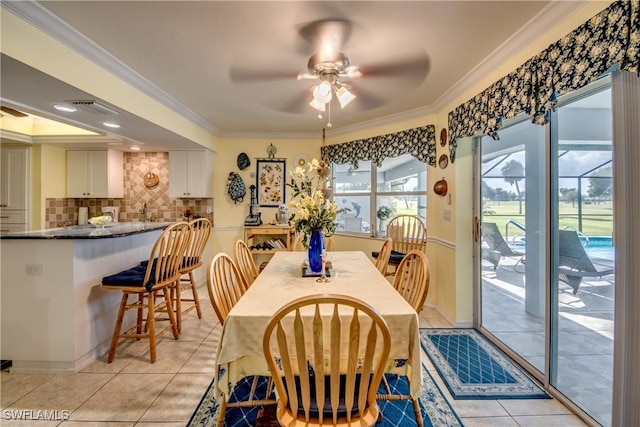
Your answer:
[206,206,212,214]
[26,263,43,275]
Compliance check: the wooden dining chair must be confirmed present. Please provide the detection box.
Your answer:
[206,253,250,324]
[291,232,305,251]
[263,293,391,427]
[392,249,430,313]
[375,215,427,276]
[374,238,393,275]
[324,235,336,251]
[233,239,259,287]
[173,217,211,333]
[207,252,275,426]
[101,221,192,363]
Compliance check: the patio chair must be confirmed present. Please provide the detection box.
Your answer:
[481,222,524,270]
[558,229,614,294]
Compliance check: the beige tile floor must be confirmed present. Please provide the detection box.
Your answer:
[0,290,588,426]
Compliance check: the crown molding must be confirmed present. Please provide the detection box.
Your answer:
[0,129,33,144]
[32,134,123,145]
[2,1,220,136]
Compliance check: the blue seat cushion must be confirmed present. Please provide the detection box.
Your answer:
[286,373,370,419]
[102,264,157,291]
[140,257,196,270]
[371,250,406,264]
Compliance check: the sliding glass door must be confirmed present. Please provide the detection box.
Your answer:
[478,119,547,374]
[551,87,613,426]
[477,80,614,426]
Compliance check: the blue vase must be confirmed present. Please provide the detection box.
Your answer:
[308,229,324,273]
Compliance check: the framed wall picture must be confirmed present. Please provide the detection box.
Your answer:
[256,159,286,207]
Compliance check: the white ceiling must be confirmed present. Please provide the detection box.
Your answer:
[1,0,588,151]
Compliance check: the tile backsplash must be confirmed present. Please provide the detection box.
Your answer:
[45,152,213,228]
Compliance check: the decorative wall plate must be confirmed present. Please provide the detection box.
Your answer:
[440,128,447,147]
[438,154,449,169]
[144,171,159,188]
[294,154,310,168]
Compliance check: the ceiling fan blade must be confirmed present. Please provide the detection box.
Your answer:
[359,54,431,81]
[298,19,352,54]
[297,72,319,81]
[229,68,301,84]
[0,106,28,117]
[346,83,386,111]
[338,67,362,79]
[270,89,314,114]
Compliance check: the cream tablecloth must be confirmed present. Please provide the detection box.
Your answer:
[213,251,422,398]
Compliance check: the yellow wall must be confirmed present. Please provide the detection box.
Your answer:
[211,136,322,258]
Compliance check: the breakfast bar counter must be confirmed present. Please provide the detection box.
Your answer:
[0,222,172,373]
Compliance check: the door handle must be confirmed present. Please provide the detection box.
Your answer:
[474,216,479,243]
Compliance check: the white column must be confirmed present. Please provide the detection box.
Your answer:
[611,70,640,427]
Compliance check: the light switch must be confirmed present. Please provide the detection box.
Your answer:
[442,209,451,221]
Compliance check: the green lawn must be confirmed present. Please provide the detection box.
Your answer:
[482,200,613,238]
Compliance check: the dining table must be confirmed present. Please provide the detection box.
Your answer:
[213,250,423,402]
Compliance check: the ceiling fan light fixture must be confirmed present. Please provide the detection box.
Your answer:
[309,98,326,111]
[313,81,333,103]
[336,86,356,108]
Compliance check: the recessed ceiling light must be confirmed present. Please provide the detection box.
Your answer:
[102,121,121,129]
[130,145,140,151]
[53,104,77,113]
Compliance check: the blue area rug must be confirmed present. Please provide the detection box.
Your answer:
[420,329,549,400]
[187,364,463,427]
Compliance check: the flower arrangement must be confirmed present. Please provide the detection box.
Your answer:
[288,158,344,248]
[376,206,393,221]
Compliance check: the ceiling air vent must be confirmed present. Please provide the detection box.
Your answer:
[68,100,119,115]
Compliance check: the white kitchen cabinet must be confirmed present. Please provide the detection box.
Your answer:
[0,147,29,234]
[0,147,28,210]
[67,150,123,198]
[169,150,214,197]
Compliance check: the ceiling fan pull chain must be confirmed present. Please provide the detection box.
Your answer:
[327,100,332,128]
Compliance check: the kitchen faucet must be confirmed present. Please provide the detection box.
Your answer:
[141,203,147,222]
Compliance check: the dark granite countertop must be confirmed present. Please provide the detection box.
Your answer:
[0,222,172,239]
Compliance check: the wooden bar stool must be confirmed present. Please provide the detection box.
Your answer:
[101,221,191,363]
[174,218,211,333]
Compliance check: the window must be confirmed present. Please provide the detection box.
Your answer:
[332,153,427,235]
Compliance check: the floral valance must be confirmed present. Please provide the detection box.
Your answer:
[448,0,639,162]
[320,124,436,168]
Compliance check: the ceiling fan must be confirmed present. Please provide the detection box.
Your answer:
[229,18,430,127]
